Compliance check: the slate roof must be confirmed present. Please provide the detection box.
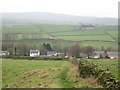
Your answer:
[30,50,39,53]
[93,51,120,55]
[47,51,57,55]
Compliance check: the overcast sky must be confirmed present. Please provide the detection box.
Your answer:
[0,0,119,18]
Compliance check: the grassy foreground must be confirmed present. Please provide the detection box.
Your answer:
[2,59,102,88]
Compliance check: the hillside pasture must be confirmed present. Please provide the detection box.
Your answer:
[105,31,118,41]
[56,35,115,41]
[2,24,77,33]
[81,41,118,50]
[95,26,118,31]
[2,25,42,33]
[35,24,77,32]
[2,38,118,51]
[52,30,106,36]
[2,59,102,88]
[2,24,118,50]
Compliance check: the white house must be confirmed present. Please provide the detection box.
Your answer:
[0,51,9,56]
[30,50,40,57]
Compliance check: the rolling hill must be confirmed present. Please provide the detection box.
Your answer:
[2,12,117,26]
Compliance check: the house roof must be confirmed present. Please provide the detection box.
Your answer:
[0,51,9,53]
[93,51,120,55]
[82,24,94,27]
[93,51,104,54]
[30,50,39,53]
[107,52,120,55]
[0,51,9,55]
[47,51,57,55]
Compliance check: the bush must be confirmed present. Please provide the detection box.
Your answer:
[2,55,69,61]
[71,59,120,88]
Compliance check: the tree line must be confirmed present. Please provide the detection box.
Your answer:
[2,33,43,41]
[2,42,112,58]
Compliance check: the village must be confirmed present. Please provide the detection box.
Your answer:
[1,0,119,88]
[0,48,119,59]
[1,24,119,59]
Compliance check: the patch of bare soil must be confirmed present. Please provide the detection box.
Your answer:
[96,60,110,61]
[2,77,5,79]
[71,63,103,88]
[20,69,41,79]
[47,68,62,71]
[4,84,10,88]
[85,77,102,88]
[32,83,49,88]
[88,59,111,61]
[19,67,61,80]
[13,83,18,88]
[71,64,80,78]
[40,73,49,79]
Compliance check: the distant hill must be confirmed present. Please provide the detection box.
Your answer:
[2,12,117,26]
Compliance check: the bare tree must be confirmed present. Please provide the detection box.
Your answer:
[18,43,30,56]
[69,43,81,58]
[101,46,105,51]
[40,46,47,55]
[63,47,69,56]
[52,44,62,52]
[84,46,94,58]
[2,33,12,40]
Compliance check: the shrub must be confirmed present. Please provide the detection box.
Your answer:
[2,55,69,61]
[71,59,120,88]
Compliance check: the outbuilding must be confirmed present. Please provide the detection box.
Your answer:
[30,50,40,57]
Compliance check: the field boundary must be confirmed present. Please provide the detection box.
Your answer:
[1,56,69,61]
[1,38,117,43]
[70,59,120,88]
[104,30,118,42]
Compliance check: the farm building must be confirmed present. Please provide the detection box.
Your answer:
[0,51,9,56]
[47,51,58,56]
[93,51,120,59]
[30,50,40,57]
[93,51,104,55]
[48,36,57,40]
[107,52,120,59]
[81,24,94,30]
[47,51,63,57]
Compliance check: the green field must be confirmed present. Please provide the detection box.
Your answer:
[106,31,118,41]
[2,33,50,40]
[81,41,118,50]
[2,25,76,33]
[106,31,118,38]
[52,30,106,35]
[2,24,118,50]
[2,25,118,33]
[56,35,114,41]
[2,59,102,88]
[2,25,42,33]
[95,26,118,31]
[2,58,118,88]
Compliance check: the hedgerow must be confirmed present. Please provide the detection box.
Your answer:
[70,59,120,88]
[2,55,69,61]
